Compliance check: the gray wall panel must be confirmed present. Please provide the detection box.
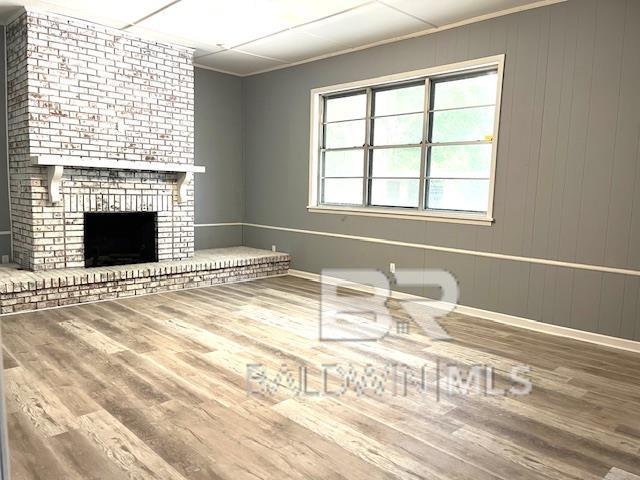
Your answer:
[0,27,9,257]
[575,0,626,266]
[520,9,550,258]
[605,0,640,268]
[496,261,531,319]
[525,264,546,321]
[630,160,640,270]
[194,68,243,228]
[0,236,9,260]
[192,67,246,250]
[530,5,570,260]
[552,270,575,328]
[498,9,545,257]
[469,256,493,312]
[539,267,559,326]
[599,274,625,338]
[195,225,242,249]
[545,6,579,264]
[570,271,602,334]
[621,278,640,341]
[556,0,596,263]
[241,0,640,340]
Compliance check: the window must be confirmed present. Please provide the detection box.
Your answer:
[309,55,504,225]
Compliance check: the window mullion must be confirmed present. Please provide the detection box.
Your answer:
[419,78,431,211]
[318,96,326,204]
[363,87,373,207]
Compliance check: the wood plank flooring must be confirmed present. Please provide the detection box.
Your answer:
[1,275,639,479]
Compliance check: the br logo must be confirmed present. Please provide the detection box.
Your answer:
[319,268,459,342]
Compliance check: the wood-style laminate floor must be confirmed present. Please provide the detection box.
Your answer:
[2,275,639,480]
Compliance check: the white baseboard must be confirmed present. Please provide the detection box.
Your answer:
[288,269,640,355]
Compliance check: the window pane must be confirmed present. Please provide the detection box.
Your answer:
[373,113,423,146]
[371,147,421,177]
[374,84,425,116]
[370,179,419,207]
[324,150,364,177]
[427,179,489,212]
[325,120,365,148]
[430,106,494,143]
[323,178,363,205]
[429,144,492,178]
[432,72,497,110]
[325,93,366,122]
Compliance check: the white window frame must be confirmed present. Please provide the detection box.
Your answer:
[307,55,505,226]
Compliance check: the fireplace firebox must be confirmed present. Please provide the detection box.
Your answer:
[84,212,158,267]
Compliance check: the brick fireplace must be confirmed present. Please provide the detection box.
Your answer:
[6,9,199,271]
[0,8,290,313]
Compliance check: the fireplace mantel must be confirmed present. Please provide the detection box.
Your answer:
[32,155,206,204]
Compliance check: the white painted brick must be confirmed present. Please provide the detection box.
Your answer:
[7,10,195,271]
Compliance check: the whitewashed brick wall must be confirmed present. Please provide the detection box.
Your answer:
[7,10,195,271]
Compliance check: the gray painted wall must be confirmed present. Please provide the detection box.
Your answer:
[0,27,10,258]
[241,0,640,341]
[194,67,244,248]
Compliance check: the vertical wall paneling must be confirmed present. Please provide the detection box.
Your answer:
[603,0,640,269]
[598,274,625,337]
[243,0,640,338]
[575,0,626,266]
[241,0,640,340]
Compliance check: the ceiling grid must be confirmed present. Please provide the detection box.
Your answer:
[0,0,565,75]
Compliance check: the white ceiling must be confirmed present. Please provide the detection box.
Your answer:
[0,0,558,76]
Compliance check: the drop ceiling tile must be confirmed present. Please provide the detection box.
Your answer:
[299,2,426,49]
[195,49,287,75]
[136,0,287,49]
[126,24,224,56]
[13,0,174,28]
[381,0,536,27]
[240,29,346,63]
[264,0,369,26]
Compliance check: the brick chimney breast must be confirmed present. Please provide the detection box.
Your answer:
[6,10,195,271]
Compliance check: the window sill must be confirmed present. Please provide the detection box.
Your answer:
[307,206,494,226]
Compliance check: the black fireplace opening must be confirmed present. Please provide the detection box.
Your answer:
[84,212,158,268]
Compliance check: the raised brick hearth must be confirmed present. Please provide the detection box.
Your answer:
[0,247,291,314]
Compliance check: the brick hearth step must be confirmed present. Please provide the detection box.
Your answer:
[0,247,290,314]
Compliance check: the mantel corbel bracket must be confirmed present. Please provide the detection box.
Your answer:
[47,165,64,203]
[176,171,192,203]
